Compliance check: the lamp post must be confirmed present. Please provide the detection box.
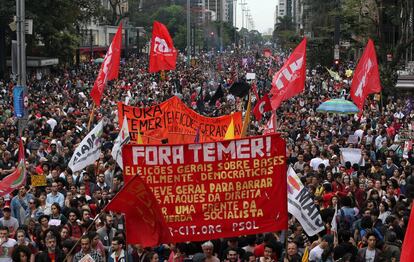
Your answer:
[187,0,191,64]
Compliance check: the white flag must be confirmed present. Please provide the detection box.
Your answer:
[287,166,325,236]
[111,116,130,169]
[68,120,104,172]
[331,206,338,233]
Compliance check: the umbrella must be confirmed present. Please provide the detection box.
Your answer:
[94,58,104,64]
[316,99,359,114]
[229,81,250,98]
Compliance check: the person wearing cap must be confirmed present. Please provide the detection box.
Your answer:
[0,205,19,237]
[309,235,333,262]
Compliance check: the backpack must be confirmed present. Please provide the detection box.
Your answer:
[337,207,356,230]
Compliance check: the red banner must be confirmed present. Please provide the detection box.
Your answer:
[118,96,243,144]
[122,134,288,242]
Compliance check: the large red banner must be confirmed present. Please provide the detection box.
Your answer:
[122,134,288,242]
[118,96,243,144]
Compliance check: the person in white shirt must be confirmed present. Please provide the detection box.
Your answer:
[309,235,332,262]
[0,226,17,262]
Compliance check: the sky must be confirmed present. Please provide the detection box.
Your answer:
[235,0,275,34]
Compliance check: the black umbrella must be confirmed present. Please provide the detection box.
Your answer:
[209,85,224,106]
[229,81,250,98]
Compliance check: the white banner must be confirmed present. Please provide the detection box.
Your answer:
[340,148,362,165]
[111,116,130,169]
[68,120,104,172]
[287,167,324,236]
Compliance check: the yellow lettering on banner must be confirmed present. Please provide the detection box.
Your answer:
[176,184,206,194]
[146,173,194,184]
[177,164,213,173]
[208,193,221,202]
[203,208,264,220]
[124,166,174,176]
[164,214,193,222]
[201,201,239,212]
[217,160,250,171]
[253,156,285,168]
[235,178,272,190]
[163,194,206,204]
[209,182,234,193]
[200,167,273,181]
[175,205,196,215]
[209,178,272,193]
[151,186,173,197]
[224,189,261,200]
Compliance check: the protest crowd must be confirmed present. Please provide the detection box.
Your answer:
[0,35,413,262]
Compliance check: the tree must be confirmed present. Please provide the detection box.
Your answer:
[273,16,300,50]
[0,0,15,79]
[0,0,103,77]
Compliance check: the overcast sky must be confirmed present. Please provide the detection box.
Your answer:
[235,0,275,34]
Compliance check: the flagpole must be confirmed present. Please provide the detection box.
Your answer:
[63,213,101,262]
[125,216,129,262]
[87,103,96,132]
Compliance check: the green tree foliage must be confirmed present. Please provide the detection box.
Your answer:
[273,16,300,50]
[0,0,102,76]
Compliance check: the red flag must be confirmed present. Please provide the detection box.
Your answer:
[90,23,123,106]
[105,175,172,247]
[350,39,381,112]
[149,21,177,73]
[270,38,307,110]
[263,111,277,135]
[0,139,26,195]
[401,209,414,262]
[253,94,272,121]
[251,82,260,100]
[263,48,271,58]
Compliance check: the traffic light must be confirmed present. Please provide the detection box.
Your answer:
[334,59,340,65]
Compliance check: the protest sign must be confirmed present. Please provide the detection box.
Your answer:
[347,135,359,144]
[118,96,243,144]
[121,134,288,242]
[31,175,47,187]
[340,148,362,165]
[287,167,324,236]
[246,73,256,80]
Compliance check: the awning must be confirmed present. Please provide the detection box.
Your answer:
[396,75,414,90]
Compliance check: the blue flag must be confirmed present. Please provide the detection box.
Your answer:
[13,85,25,118]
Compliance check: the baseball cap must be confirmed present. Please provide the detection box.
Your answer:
[3,205,11,211]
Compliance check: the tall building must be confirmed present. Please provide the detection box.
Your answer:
[274,0,304,34]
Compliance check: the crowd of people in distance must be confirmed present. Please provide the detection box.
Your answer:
[0,46,412,262]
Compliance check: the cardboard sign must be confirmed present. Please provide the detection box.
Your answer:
[118,96,243,144]
[347,135,359,144]
[122,134,288,242]
[246,73,256,80]
[31,175,47,187]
